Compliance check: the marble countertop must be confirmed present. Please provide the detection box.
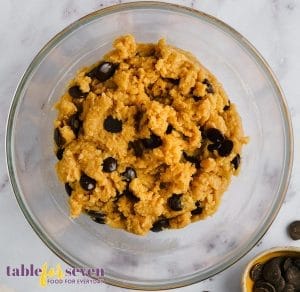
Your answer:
[0,0,299,291]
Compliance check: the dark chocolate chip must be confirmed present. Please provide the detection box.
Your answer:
[218,139,234,157]
[207,143,222,152]
[231,154,241,170]
[275,277,286,291]
[122,167,136,182]
[254,288,269,292]
[250,263,264,281]
[103,115,122,133]
[254,281,276,292]
[191,201,203,215]
[294,259,300,269]
[151,218,169,232]
[183,152,200,169]
[75,102,83,115]
[206,128,224,144]
[68,86,88,99]
[223,100,231,111]
[92,217,106,224]
[288,221,300,240]
[200,126,207,140]
[65,183,73,196]
[192,95,202,102]
[56,148,64,160]
[88,62,117,82]
[168,194,183,211]
[263,258,282,285]
[129,140,144,157]
[285,265,300,289]
[159,182,168,189]
[142,134,162,149]
[80,173,96,191]
[134,110,144,132]
[86,210,105,224]
[283,283,295,292]
[283,258,293,272]
[102,157,117,173]
[124,188,140,203]
[202,78,214,94]
[68,113,82,137]
[165,78,180,85]
[86,210,105,219]
[54,128,65,147]
[166,125,173,134]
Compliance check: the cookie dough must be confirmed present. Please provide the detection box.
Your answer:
[54,35,248,235]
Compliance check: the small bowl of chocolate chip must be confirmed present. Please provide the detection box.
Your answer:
[242,246,300,292]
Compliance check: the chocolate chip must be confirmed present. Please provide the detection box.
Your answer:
[288,221,300,240]
[142,134,162,149]
[254,288,269,292]
[68,113,82,137]
[283,283,296,292]
[202,78,214,94]
[263,258,282,285]
[134,110,143,132]
[200,126,207,140]
[75,102,83,115]
[80,173,96,191]
[231,154,241,170]
[223,100,231,111]
[151,218,169,232]
[159,182,168,189]
[206,128,224,144]
[124,188,139,203]
[294,259,300,269]
[102,157,117,173]
[68,86,88,99]
[103,115,122,133]
[192,95,202,102]
[285,265,300,289]
[129,140,144,157]
[122,167,136,182]
[87,62,117,82]
[275,277,286,291]
[86,210,106,224]
[168,194,183,211]
[65,183,73,196]
[223,105,230,111]
[56,148,64,160]
[250,263,264,281]
[207,143,222,152]
[283,258,293,272]
[183,152,200,169]
[165,78,180,85]
[191,201,203,215]
[218,139,233,157]
[93,217,106,224]
[254,281,276,292]
[166,125,173,134]
[54,128,65,147]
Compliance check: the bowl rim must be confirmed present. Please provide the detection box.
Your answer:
[241,246,300,291]
[5,1,294,290]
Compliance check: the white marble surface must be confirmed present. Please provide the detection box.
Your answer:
[0,0,299,291]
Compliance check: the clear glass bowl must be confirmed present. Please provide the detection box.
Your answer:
[6,2,293,290]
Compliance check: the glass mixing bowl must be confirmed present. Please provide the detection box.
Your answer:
[6,2,293,290]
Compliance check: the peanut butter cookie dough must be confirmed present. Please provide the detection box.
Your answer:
[54,35,248,235]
